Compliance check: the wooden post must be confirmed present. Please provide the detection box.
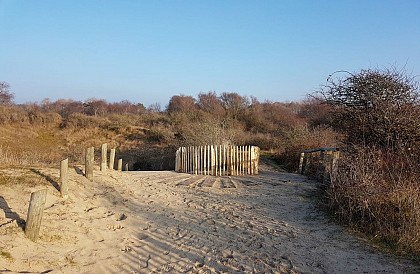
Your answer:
[117,159,123,172]
[85,147,94,181]
[208,145,211,175]
[60,158,69,199]
[194,146,198,175]
[218,145,221,176]
[125,163,129,171]
[211,145,215,176]
[330,151,340,183]
[254,146,260,175]
[246,146,249,175]
[109,148,116,170]
[303,153,310,175]
[319,150,325,180]
[239,146,243,175]
[186,147,190,174]
[235,146,239,176]
[228,145,231,176]
[249,146,252,175]
[25,189,47,242]
[203,145,207,175]
[298,152,305,174]
[101,143,107,171]
[323,151,332,184]
[182,147,186,173]
[175,148,180,172]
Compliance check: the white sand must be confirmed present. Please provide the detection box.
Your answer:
[0,165,418,273]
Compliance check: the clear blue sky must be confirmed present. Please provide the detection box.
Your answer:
[1,0,419,108]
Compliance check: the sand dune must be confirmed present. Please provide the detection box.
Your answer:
[0,165,418,273]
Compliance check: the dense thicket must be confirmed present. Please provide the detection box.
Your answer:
[320,69,420,151]
[318,68,420,256]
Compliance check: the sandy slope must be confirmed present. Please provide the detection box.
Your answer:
[0,165,418,274]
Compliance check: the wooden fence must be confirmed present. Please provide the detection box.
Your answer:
[175,145,260,176]
[298,147,340,184]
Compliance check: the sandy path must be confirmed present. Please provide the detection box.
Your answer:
[0,166,418,273]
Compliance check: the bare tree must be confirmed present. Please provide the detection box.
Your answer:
[219,92,249,119]
[83,98,108,116]
[0,82,14,105]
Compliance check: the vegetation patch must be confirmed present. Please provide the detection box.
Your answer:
[0,250,14,262]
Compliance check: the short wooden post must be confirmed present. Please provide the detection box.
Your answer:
[125,163,129,171]
[25,189,47,242]
[85,147,94,181]
[60,158,69,199]
[330,151,340,183]
[101,143,107,171]
[109,148,116,170]
[298,152,305,174]
[117,159,123,172]
[318,150,325,180]
[322,152,332,184]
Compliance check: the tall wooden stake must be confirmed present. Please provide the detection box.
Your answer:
[100,143,107,171]
[117,159,123,172]
[109,148,116,170]
[60,158,69,199]
[85,147,94,181]
[25,189,47,242]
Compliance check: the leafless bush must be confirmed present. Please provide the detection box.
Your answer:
[61,112,111,129]
[317,68,420,255]
[319,68,420,151]
[327,147,420,255]
[275,126,341,171]
[0,105,30,124]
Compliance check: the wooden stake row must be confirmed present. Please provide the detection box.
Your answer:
[25,143,125,242]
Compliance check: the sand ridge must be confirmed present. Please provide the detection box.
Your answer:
[0,165,418,273]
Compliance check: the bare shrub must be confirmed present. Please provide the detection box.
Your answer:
[315,68,420,255]
[0,105,29,124]
[319,68,420,151]
[175,115,243,146]
[61,113,111,129]
[328,147,420,255]
[276,126,341,171]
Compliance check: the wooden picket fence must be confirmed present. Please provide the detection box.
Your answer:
[175,145,260,176]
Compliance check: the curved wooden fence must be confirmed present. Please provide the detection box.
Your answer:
[175,145,260,176]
